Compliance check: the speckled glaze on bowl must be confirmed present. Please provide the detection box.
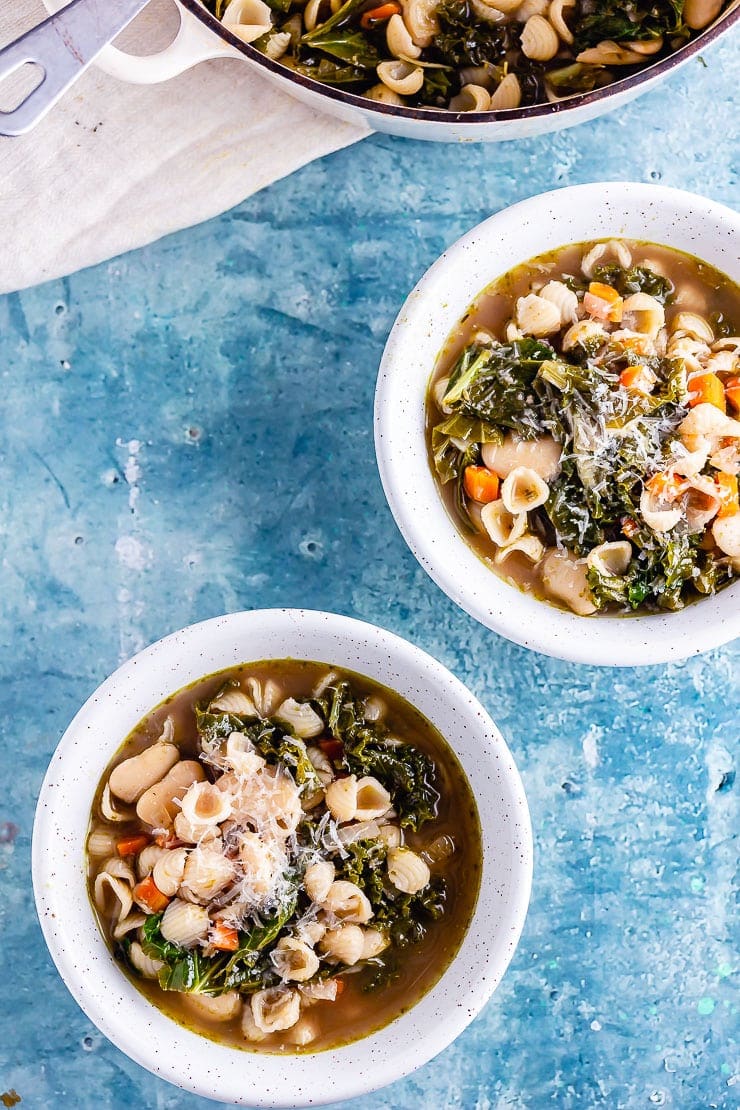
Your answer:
[32,608,532,1107]
[375,183,740,666]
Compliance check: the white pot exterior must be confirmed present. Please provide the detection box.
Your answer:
[41,0,740,143]
[374,183,740,664]
[33,609,533,1106]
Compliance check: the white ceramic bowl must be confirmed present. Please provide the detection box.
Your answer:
[375,182,740,666]
[33,608,532,1106]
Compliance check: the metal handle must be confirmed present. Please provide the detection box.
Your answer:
[0,0,150,136]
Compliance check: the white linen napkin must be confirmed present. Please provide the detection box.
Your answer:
[0,0,368,294]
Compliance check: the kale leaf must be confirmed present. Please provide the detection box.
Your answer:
[195,708,320,788]
[573,0,687,51]
[592,262,675,304]
[444,338,557,437]
[316,683,440,830]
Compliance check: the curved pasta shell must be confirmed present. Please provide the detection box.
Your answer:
[581,240,631,279]
[224,732,265,776]
[386,847,430,894]
[323,880,373,924]
[180,781,233,827]
[238,831,285,898]
[306,745,333,784]
[586,541,632,577]
[160,898,209,947]
[683,0,723,29]
[514,0,548,18]
[713,513,740,557]
[136,844,170,878]
[450,84,491,112]
[386,13,421,58]
[377,823,403,849]
[670,312,714,344]
[209,686,258,716]
[129,941,164,980]
[325,775,358,823]
[184,990,243,1023]
[136,760,206,829]
[275,698,324,739]
[100,783,134,823]
[112,912,146,940]
[354,777,392,820]
[242,1004,270,1042]
[622,293,665,339]
[319,923,365,965]
[271,936,321,982]
[222,0,272,41]
[377,59,425,96]
[576,39,648,65]
[364,83,406,106]
[286,1015,320,1047]
[639,488,682,534]
[296,919,327,948]
[304,859,335,904]
[400,0,440,47]
[181,847,235,904]
[87,826,118,858]
[501,467,549,513]
[152,847,189,897]
[251,987,301,1033]
[480,500,528,546]
[539,549,597,616]
[338,819,382,846]
[246,677,282,718]
[363,695,386,722]
[109,743,180,805]
[94,872,133,921]
[548,0,575,43]
[680,403,740,442]
[539,280,578,327]
[299,978,338,1003]
[360,928,389,959]
[261,30,291,60]
[490,73,522,109]
[520,14,560,60]
[562,318,607,353]
[515,293,562,337]
[494,533,545,565]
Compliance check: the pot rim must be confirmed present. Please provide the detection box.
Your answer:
[181,0,740,125]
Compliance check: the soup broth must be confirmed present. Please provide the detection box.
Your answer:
[87,661,482,1053]
[426,239,740,615]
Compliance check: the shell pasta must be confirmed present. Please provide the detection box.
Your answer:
[202,0,732,112]
[87,660,481,1053]
[427,239,740,615]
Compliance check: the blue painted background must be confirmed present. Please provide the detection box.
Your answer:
[1,35,738,1110]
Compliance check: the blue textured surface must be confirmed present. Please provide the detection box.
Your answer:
[1,36,739,1110]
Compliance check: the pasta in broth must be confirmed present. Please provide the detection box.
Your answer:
[427,240,740,615]
[87,661,481,1053]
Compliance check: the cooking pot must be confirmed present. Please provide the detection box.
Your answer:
[2,0,738,141]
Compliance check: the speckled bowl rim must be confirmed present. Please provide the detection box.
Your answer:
[32,608,532,1107]
[374,182,740,666]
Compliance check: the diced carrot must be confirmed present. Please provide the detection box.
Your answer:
[725,376,740,413]
[463,465,500,504]
[621,517,639,539]
[619,365,656,395]
[688,372,726,412]
[585,282,623,322]
[133,875,170,914]
[319,738,344,762]
[210,922,239,952]
[646,471,689,503]
[155,832,185,849]
[116,834,149,857]
[334,978,345,997]
[715,473,739,518]
[360,1,401,27]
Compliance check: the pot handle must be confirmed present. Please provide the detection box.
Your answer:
[0,0,151,136]
[94,1,240,85]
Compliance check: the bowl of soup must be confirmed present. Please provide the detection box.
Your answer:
[33,608,532,1106]
[375,182,740,664]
